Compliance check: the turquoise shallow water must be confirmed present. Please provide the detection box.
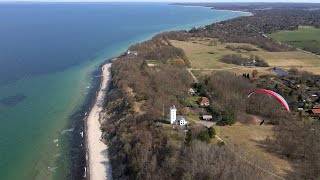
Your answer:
[0,3,250,180]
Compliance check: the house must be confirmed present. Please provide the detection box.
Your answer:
[202,115,213,121]
[189,88,196,95]
[126,50,138,57]
[198,97,210,106]
[311,109,320,116]
[177,116,187,126]
[297,102,306,109]
[313,104,320,109]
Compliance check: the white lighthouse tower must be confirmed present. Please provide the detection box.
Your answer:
[169,105,177,124]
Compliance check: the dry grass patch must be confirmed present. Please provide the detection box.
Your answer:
[171,38,320,70]
[214,119,293,177]
[249,51,320,67]
[171,39,236,69]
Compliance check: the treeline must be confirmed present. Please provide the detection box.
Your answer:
[220,54,269,67]
[265,116,320,179]
[128,34,189,65]
[226,44,258,52]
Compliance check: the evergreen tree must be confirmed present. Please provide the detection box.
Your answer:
[198,130,210,143]
[208,126,216,138]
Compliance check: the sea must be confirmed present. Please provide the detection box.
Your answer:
[0,3,250,180]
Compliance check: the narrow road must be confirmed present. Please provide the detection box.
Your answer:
[188,66,243,71]
[187,68,198,83]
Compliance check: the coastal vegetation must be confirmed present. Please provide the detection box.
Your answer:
[101,3,320,180]
[101,37,273,180]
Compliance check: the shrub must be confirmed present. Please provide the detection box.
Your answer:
[208,126,216,138]
[198,130,211,143]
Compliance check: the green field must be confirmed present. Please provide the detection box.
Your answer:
[269,26,320,55]
[185,96,202,107]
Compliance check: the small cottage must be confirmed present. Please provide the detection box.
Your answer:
[189,88,196,95]
[311,109,320,116]
[177,116,187,126]
[313,104,320,109]
[199,97,210,106]
[202,115,213,121]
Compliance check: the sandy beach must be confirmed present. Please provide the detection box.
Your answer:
[86,62,112,180]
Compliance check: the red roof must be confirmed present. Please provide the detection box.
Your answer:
[313,104,320,109]
[199,97,209,104]
[311,109,320,114]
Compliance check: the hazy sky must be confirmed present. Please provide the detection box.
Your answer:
[0,0,319,2]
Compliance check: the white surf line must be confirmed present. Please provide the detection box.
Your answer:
[86,63,112,180]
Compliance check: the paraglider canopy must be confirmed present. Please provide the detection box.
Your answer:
[247,89,290,112]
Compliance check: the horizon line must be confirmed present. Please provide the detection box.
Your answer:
[0,1,320,3]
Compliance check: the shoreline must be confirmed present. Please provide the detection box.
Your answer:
[83,6,252,180]
[172,4,253,15]
[85,62,112,180]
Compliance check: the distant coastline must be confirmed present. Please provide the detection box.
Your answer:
[172,3,253,15]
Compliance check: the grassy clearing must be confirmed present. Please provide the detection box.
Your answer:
[250,51,320,67]
[191,67,288,79]
[269,26,320,54]
[214,120,293,176]
[171,39,236,69]
[186,114,200,121]
[171,38,320,75]
[185,96,201,107]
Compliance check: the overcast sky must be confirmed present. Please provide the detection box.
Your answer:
[0,0,319,3]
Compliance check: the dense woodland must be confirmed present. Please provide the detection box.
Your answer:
[101,3,320,180]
